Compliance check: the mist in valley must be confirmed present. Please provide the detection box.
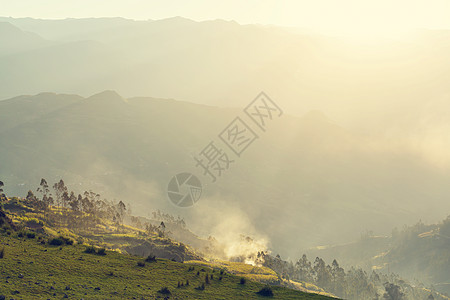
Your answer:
[1,2,450,298]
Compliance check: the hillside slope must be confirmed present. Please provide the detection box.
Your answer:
[0,196,335,299]
[305,216,450,295]
[1,91,450,258]
[0,235,334,299]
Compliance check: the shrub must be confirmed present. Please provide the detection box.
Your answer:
[84,246,106,255]
[50,236,73,246]
[256,286,274,297]
[49,237,64,246]
[240,277,246,285]
[84,246,96,254]
[195,283,205,291]
[97,248,106,256]
[137,262,145,267]
[157,287,171,294]
[0,247,4,259]
[59,236,73,245]
[145,254,156,262]
[26,232,35,239]
[64,238,74,245]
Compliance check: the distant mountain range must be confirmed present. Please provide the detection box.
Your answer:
[0,21,50,55]
[1,16,450,131]
[1,90,450,260]
[1,15,450,299]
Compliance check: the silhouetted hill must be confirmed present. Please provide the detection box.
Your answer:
[0,92,82,133]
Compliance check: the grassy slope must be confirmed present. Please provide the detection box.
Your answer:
[184,260,334,298]
[1,199,335,298]
[0,235,336,299]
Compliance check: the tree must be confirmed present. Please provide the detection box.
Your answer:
[158,221,166,237]
[36,178,53,213]
[37,178,50,200]
[75,194,83,211]
[0,180,6,202]
[69,192,79,211]
[53,180,68,208]
[45,195,54,208]
[82,191,95,214]
[295,254,314,282]
[117,201,126,224]
[313,257,332,288]
[383,283,404,300]
[26,190,36,201]
[331,259,346,296]
[25,190,41,208]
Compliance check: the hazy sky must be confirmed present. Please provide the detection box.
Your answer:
[1,0,450,35]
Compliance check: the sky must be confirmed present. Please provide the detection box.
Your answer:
[1,0,450,36]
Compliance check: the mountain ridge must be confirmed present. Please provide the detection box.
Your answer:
[1,91,450,262]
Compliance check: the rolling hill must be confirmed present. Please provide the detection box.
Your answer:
[1,91,450,261]
[0,207,334,299]
[305,215,450,295]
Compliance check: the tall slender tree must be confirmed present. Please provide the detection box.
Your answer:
[0,180,6,202]
[53,179,68,208]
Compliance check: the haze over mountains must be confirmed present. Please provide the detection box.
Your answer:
[1,90,450,261]
[2,16,450,130]
[1,16,450,296]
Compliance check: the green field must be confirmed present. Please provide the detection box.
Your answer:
[0,235,336,299]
